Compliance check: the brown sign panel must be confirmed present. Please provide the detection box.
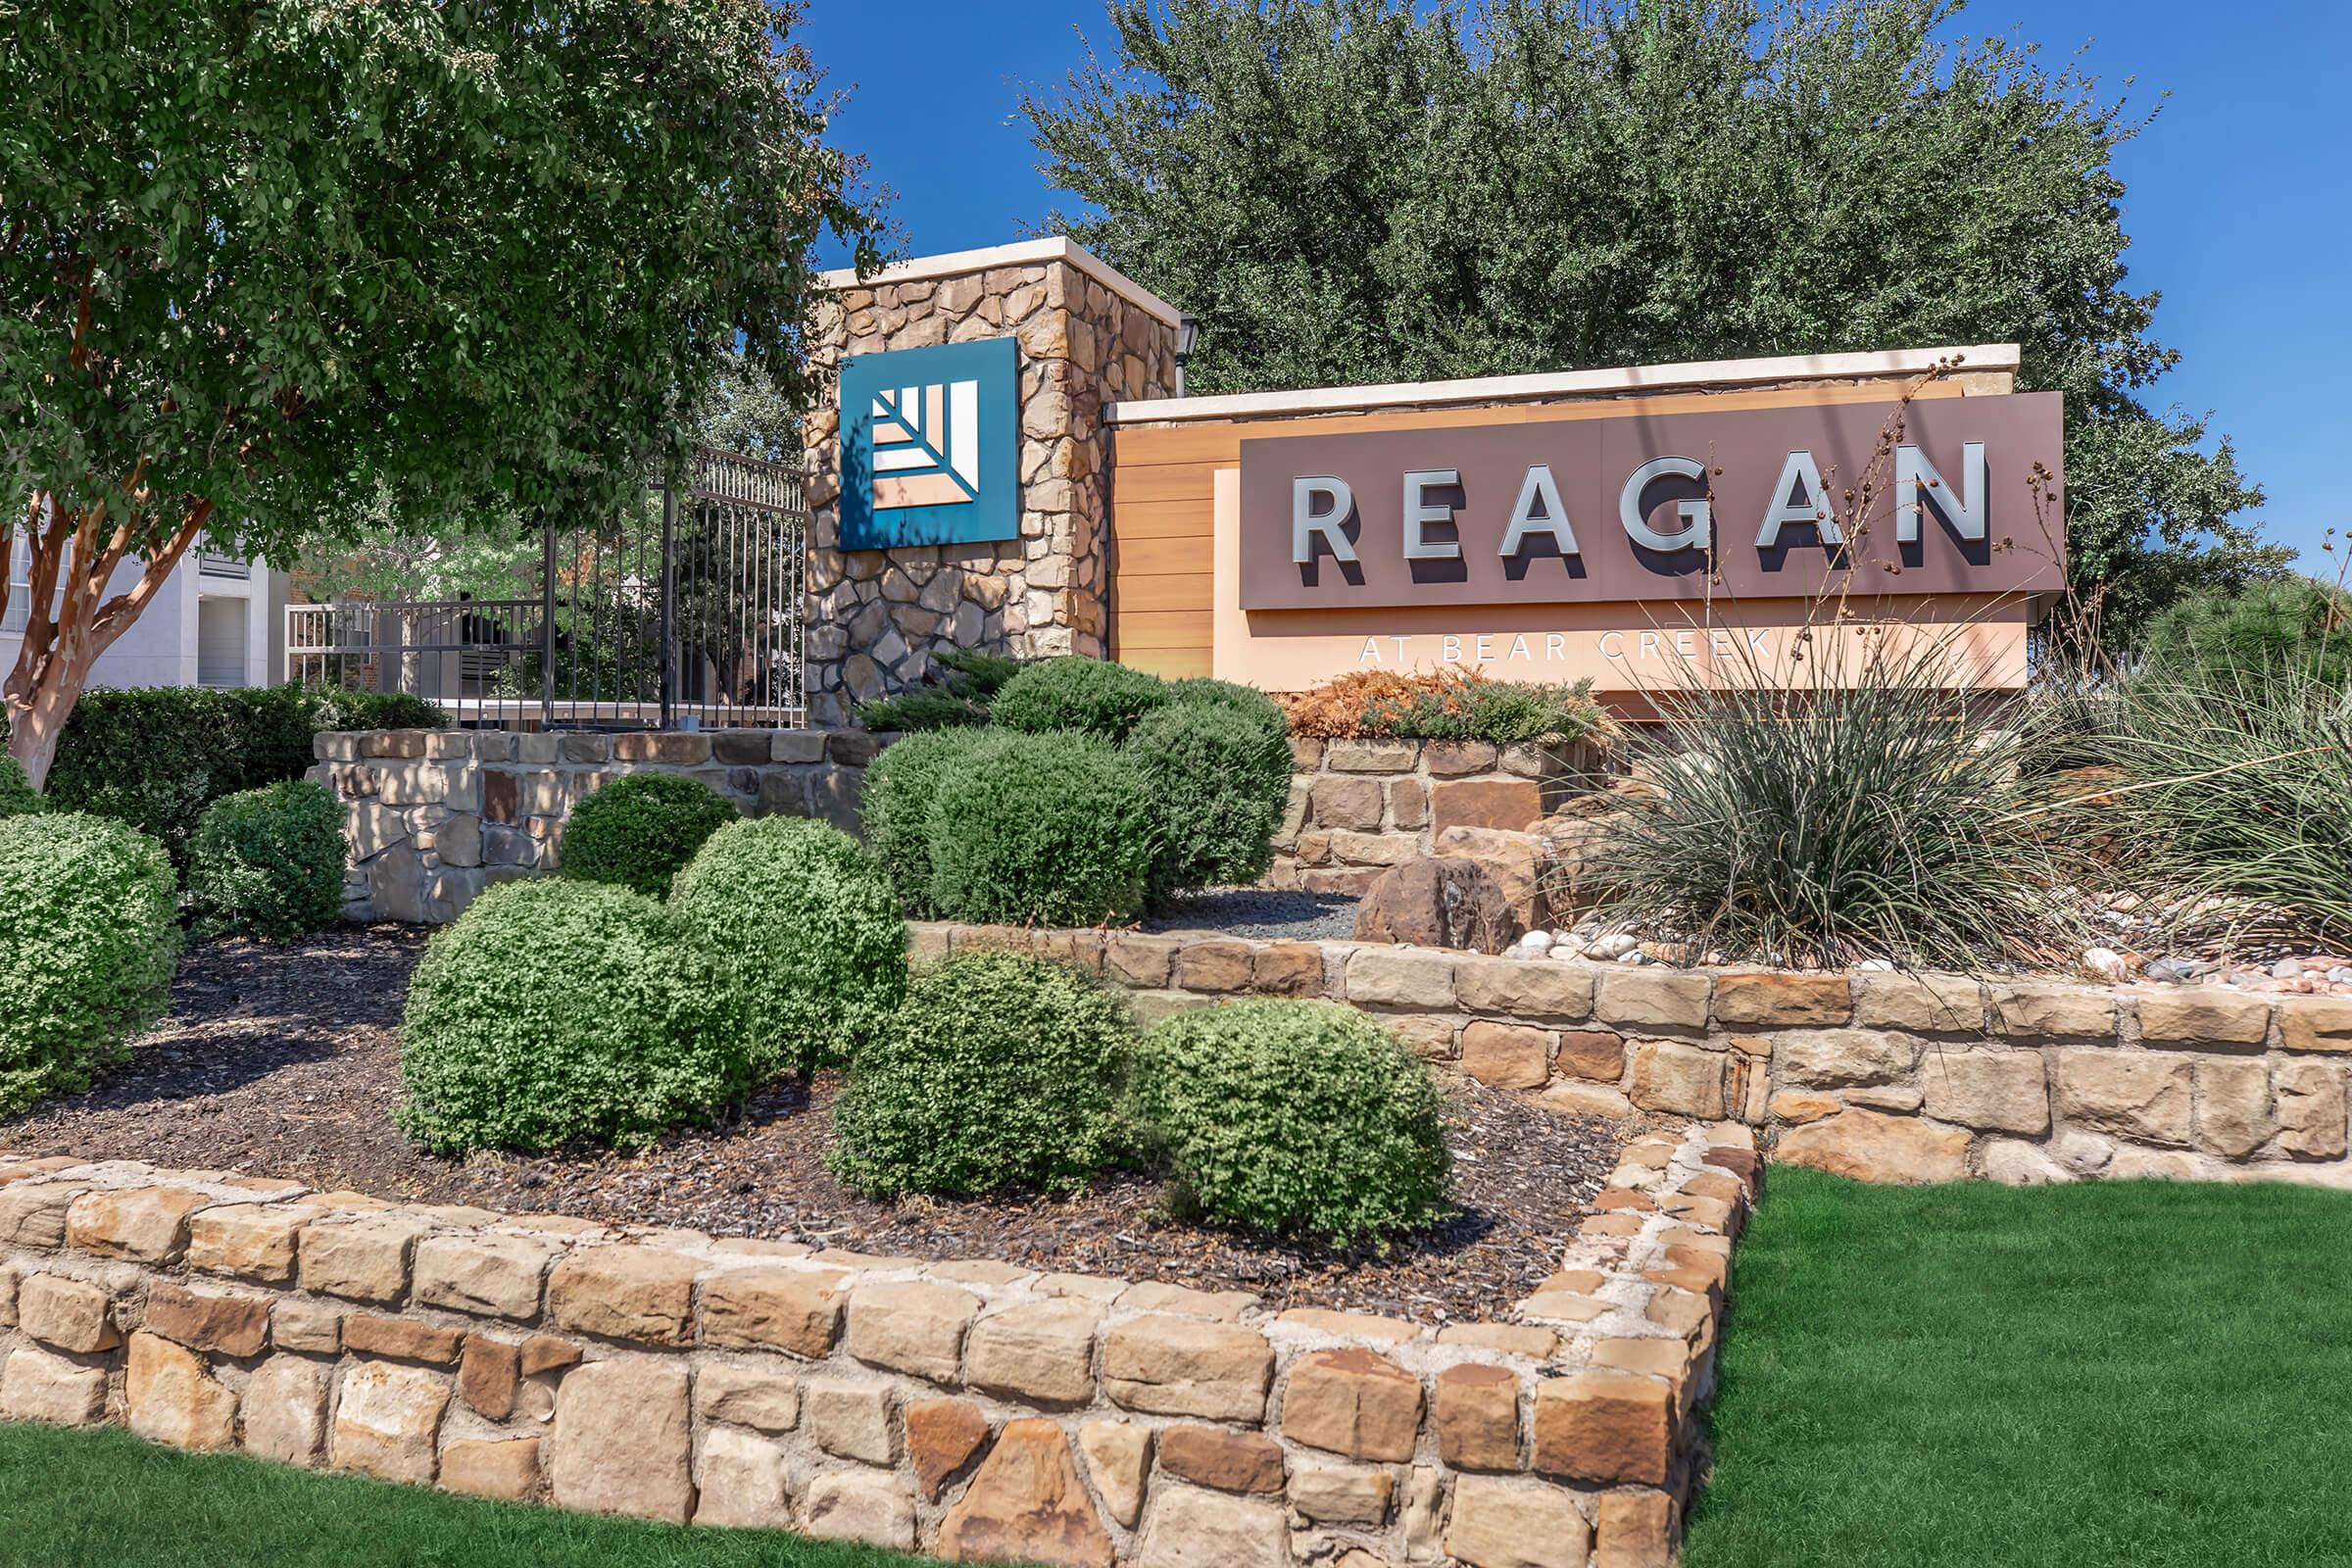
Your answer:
[1235,392,2065,610]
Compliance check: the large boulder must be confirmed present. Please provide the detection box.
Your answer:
[1530,793,1634,918]
[1353,857,1523,954]
[1431,826,1547,930]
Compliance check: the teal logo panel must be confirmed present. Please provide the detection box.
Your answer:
[839,337,1019,549]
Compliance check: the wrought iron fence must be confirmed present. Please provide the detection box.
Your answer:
[286,448,807,729]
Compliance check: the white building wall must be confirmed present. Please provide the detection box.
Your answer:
[1,537,279,692]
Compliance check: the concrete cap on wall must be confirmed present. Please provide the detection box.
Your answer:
[817,236,1183,329]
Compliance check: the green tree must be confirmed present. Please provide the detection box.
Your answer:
[1026,0,2283,640]
[2,0,883,787]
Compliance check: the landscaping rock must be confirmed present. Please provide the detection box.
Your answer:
[1352,858,1522,955]
[965,1299,1102,1405]
[1134,1483,1293,1568]
[124,1333,236,1452]
[693,1362,801,1433]
[18,1273,120,1354]
[940,1418,1116,1568]
[1434,1362,1522,1470]
[1433,826,1548,928]
[414,1232,559,1321]
[1280,1348,1423,1462]
[1289,1462,1394,1525]
[331,1360,450,1485]
[1103,1316,1274,1423]
[545,1246,699,1345]
[187,1203,307,1283]
[66,1187,214,1263]
[1775,1108,1970,1184]
[299,1215,431,1304]
[243,1355,329,1466]
[808,1378,899,1464]
[845,1280,981,1384]
[1076,1419,1152,1528]
[1158,1424,1286,1494]
[906,1396,991,1498]
[2053,1050,2194,1146]
[0,1343,108,1425]
[699,1265,848,1357]
[1460,1021,1552,1090]
[442,1436,543,1503]
[803,1470,917,1551]
[1920,1051,2050,1134]
[1532,1370,1672,1485]
[1444,1475,1593,1568]
[546,1357,693,1522]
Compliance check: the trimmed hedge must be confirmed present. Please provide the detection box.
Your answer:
[828,951,1135,1199]
[0,813,180,1116]
[560,773,739,899]
[927,730,1153,925]
[18,686,445,867]
[858,728,1004,913]
[397,878,748,1153]
[1130,1000,1452,1250]
[0,756,41,818]
[668,816,907,1077]
[989,656,1172,742]
[1127,693,1293,897]
[187,780,348,942]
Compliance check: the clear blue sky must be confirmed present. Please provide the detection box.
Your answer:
[800,1,2349,570]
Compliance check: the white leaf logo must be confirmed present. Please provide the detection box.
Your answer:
[869,378,981,510]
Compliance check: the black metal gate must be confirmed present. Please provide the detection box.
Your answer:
[286,448,807,729]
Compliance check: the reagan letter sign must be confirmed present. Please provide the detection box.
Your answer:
[1235,393,2065,611]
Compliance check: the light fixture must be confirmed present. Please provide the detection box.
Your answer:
[1174,313,1200,397]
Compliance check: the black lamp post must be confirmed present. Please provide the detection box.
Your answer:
[1174,313,1199,397]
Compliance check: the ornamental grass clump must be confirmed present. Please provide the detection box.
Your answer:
[185,778,347,941]
[828,951,1136,1199]
[559,772,739,899]
[397,879,748,1153]
[0,813,181,1115]
[1592,631,2078,969]
[667,816,907,1076]
[1130,1000,1451,1250]
[2090,667,2352,947]
[926,731,1154,925]
[988,655,1172,741]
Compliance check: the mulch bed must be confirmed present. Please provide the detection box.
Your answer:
[2,927,1620,1322]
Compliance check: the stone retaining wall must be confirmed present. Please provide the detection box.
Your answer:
[0,1125,1751,1568]
[313,728,880,925]
[915,923,2352,1188]
[1273,739,1603,897]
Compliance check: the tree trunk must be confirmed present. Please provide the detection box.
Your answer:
[2,490,212,792]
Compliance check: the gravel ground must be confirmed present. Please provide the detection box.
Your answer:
[1142,887,1362,942]
[2,927,1618,1322]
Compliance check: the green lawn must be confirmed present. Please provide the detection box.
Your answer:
[1686,1168,2352,1568]
[0,1421,924,1568]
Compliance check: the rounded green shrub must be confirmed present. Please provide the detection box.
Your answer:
[927,731,1153,925]
[829,950,1136,1199]
[989,656,1171,741]
[0,755,42,818]
[858,729,1006,911]
[0,812,180,1116]
[397,878,748,1153]
[1169,675,1290,737]
[561,772,739,899]
[1126,699,1294,898]
[186,779,347,941]
[668,816,906,1076]
[1131,1000,1452,1250]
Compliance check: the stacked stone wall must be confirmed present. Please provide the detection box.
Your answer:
[800,255,1181,726]
[1275,739,1605,896]
[0,1123,1750,1568]
[314,728,879,924]
[916,924,2352,1187]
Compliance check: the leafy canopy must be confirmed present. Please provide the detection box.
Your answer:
[3,0,883,583]
[1026,0,2282,640]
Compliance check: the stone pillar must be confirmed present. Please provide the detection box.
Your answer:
[800,239,1181,726]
